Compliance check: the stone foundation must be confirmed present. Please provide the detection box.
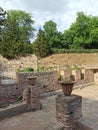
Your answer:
[56,94,82,130]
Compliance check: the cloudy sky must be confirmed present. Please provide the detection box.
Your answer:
[0,0,98,33]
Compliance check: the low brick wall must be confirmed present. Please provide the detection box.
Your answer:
[0,83,24,106]
[0,102,27,120]
[16,71,59,93]
[0,71,59,105]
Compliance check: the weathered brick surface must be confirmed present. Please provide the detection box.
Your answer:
[56,94,82,130]
[16,71,59,93]
[0,72,59,106]
[0,72,57,104]
[0,83,23,106]
[23,85,41,111]
[0,102,27,120]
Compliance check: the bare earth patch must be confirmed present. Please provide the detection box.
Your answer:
[40,53,98,68]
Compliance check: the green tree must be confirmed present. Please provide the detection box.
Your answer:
[0,10,34,58]
[0,7,6,52]
[43,20,58,50]
[63,12,98,49]
[0,7,6,35]
[89,17,98,48]
[33,28,48,57]
[63,29,75,48]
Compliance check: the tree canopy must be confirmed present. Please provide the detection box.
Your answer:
[0,10,34,58]
[0,8,98,58]
[0,7,6,40]
[33,12,98,57]
[63,12,98,49]
[33,28,49,57]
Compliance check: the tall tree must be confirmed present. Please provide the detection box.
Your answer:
[0,7,6,34]
[0,7,6,52]
[33,28,48,57]
[1,10,34,58]
[43,20,58,51]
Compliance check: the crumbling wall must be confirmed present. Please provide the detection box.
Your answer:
[0,71,59,105]
[0,54,37,79]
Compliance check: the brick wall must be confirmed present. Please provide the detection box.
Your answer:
[0,102,27,120]
[74,69,94,86]
[0,83,24,106]
[0,71,59,105]
[16,71,59,93]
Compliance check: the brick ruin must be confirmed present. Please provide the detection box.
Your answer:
[0,71,59,106]
[0,67,96,107]
[23,76,41,111]
[0,55,97,129]
[0,70,94,129]
[0,76,41,120]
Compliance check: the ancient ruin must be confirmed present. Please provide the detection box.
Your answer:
[0,55,98,129]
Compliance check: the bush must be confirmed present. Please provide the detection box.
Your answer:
[17,68,34,72]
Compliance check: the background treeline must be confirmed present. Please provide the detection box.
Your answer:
[0,7,98,58]
[33,12,98,57]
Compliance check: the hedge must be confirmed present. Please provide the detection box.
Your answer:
[51,48,98,54]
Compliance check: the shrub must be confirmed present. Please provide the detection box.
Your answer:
[17,67,34,72]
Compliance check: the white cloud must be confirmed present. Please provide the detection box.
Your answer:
[0,0,98,33]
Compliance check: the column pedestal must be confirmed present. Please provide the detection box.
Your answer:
[23,85,41,111]
[56,94,82,130]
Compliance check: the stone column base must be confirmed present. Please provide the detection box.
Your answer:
[56,94,82,130]
[23,85,41,111]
